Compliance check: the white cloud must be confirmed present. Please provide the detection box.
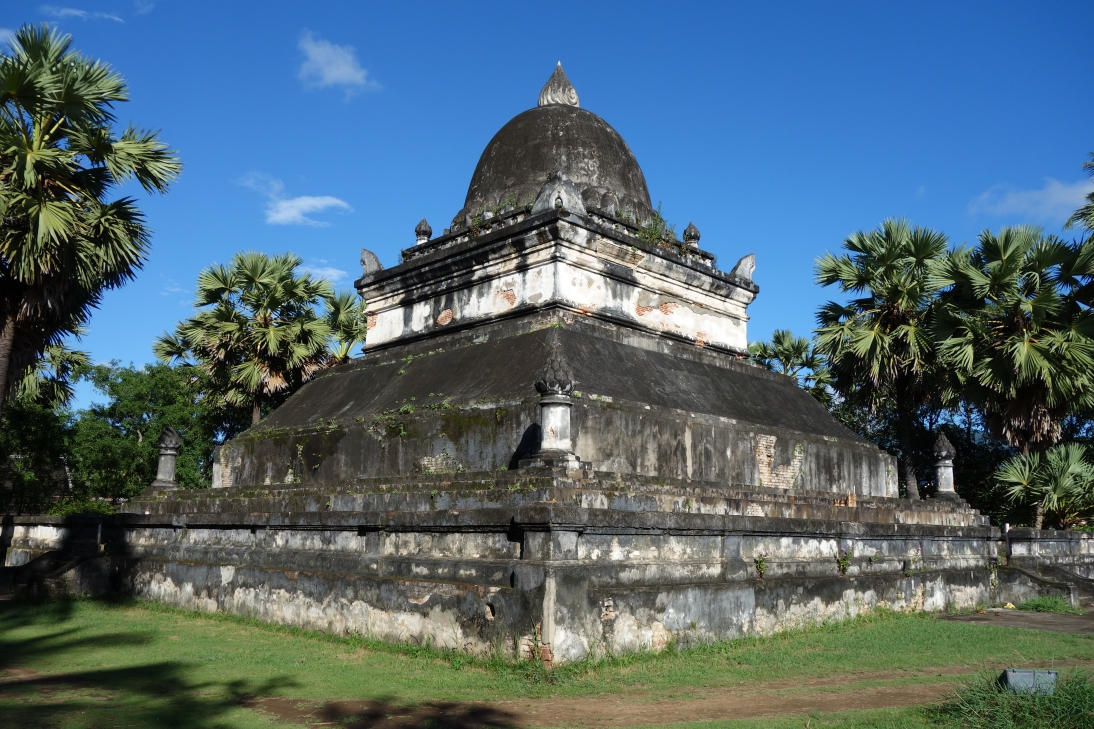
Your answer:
[40,6,124,21]
[267,196,352,226]
[239,172,352,227]
[301,262,349,284]
[0,28,15,46]
[968,178,1093,224]
[133,0,155,14]
[297,30,374,99]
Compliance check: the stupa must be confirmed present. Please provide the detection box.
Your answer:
[111,65,1000,661]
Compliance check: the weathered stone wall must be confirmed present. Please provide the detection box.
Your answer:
[221,321,897,497]
[360,210,755,354]
[0,478,1039,663]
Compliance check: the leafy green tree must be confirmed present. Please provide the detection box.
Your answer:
[749,329,833,406]
[0,334,87,513]
[933,226,1094,455]
[0,25,180,415]
[814,219,950,499]
[154,252,334,425]
[68,362,249,496]
[998,442,1094,529]
[1065,153,1094,232]
[0,398,71,513]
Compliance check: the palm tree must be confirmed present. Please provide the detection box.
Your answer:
[14,339,89,407]
[814,219,950,499]
[324,290,367,365]
[749,329,833,406]
[933,227,1094,455]
[1065,153,1094,232]
[0,25,180,416]
[154,252,333,425]
[998,442,1094,529]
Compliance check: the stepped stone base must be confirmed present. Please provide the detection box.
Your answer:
[10,472,1083,662]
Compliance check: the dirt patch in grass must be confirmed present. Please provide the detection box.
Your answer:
[241,662,1094,728]
[943,609,1094,634]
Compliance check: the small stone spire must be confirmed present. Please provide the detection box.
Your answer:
[684,222,700,248]
[415,218,432,245]
[538,62,579,108]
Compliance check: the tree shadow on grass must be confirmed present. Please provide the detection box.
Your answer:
[0,598,522,729]
[0,597,298,729]
[243,696,521,729]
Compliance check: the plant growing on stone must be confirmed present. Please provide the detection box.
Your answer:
[815,220,950,500]
[0,24,180,416]
[836,546,852,575]
[754,551,770,579]
[636,202,676,248]
[905,546,923,576]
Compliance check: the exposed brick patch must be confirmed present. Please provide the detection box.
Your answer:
[436,309,453,325]
[635,304,655,316]
[695,332,707,347]
[658,302,678,315]
[496,288,517,307]
[366,315,378,330]
[754,434,805,490]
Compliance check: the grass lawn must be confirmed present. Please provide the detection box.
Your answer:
[2,598,1093,728]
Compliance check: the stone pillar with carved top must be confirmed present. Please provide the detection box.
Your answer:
[521,336,587,469]
[933,433,958,499]
[151,427,182,490]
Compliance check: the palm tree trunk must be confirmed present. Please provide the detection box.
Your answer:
[896,388,920,500]
[251,394,262,425]
[1034,502,1045,530]
[0,311,16,418]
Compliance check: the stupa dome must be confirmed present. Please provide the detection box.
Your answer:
[457,63,654,226]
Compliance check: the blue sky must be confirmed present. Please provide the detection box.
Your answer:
[2,1,1092,407]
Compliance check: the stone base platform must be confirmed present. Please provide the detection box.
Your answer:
[8,470,1069,663]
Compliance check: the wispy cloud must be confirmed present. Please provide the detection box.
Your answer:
[133,0,154,14]
[0,28,15,46]
[40,6,124,22]
[297,30,376,100]
[968,178,1093,225]
[301,259,349,284]
[239,173,352,227]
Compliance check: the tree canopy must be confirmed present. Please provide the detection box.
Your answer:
[0,24,180,415]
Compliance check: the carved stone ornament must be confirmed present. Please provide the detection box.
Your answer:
[414,217,432,244]
[535,337,574,396]
[683,222,700,247]
[531,170,586,216]
[360,248,384,276]
[933,433,956,460]
[538,62,580,108]
[730,254,755,283]
[158,427,182,451]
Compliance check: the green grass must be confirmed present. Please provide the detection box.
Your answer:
[2,598,1094,728]
[927,670,1094,728]
[1017,596,1086,615]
